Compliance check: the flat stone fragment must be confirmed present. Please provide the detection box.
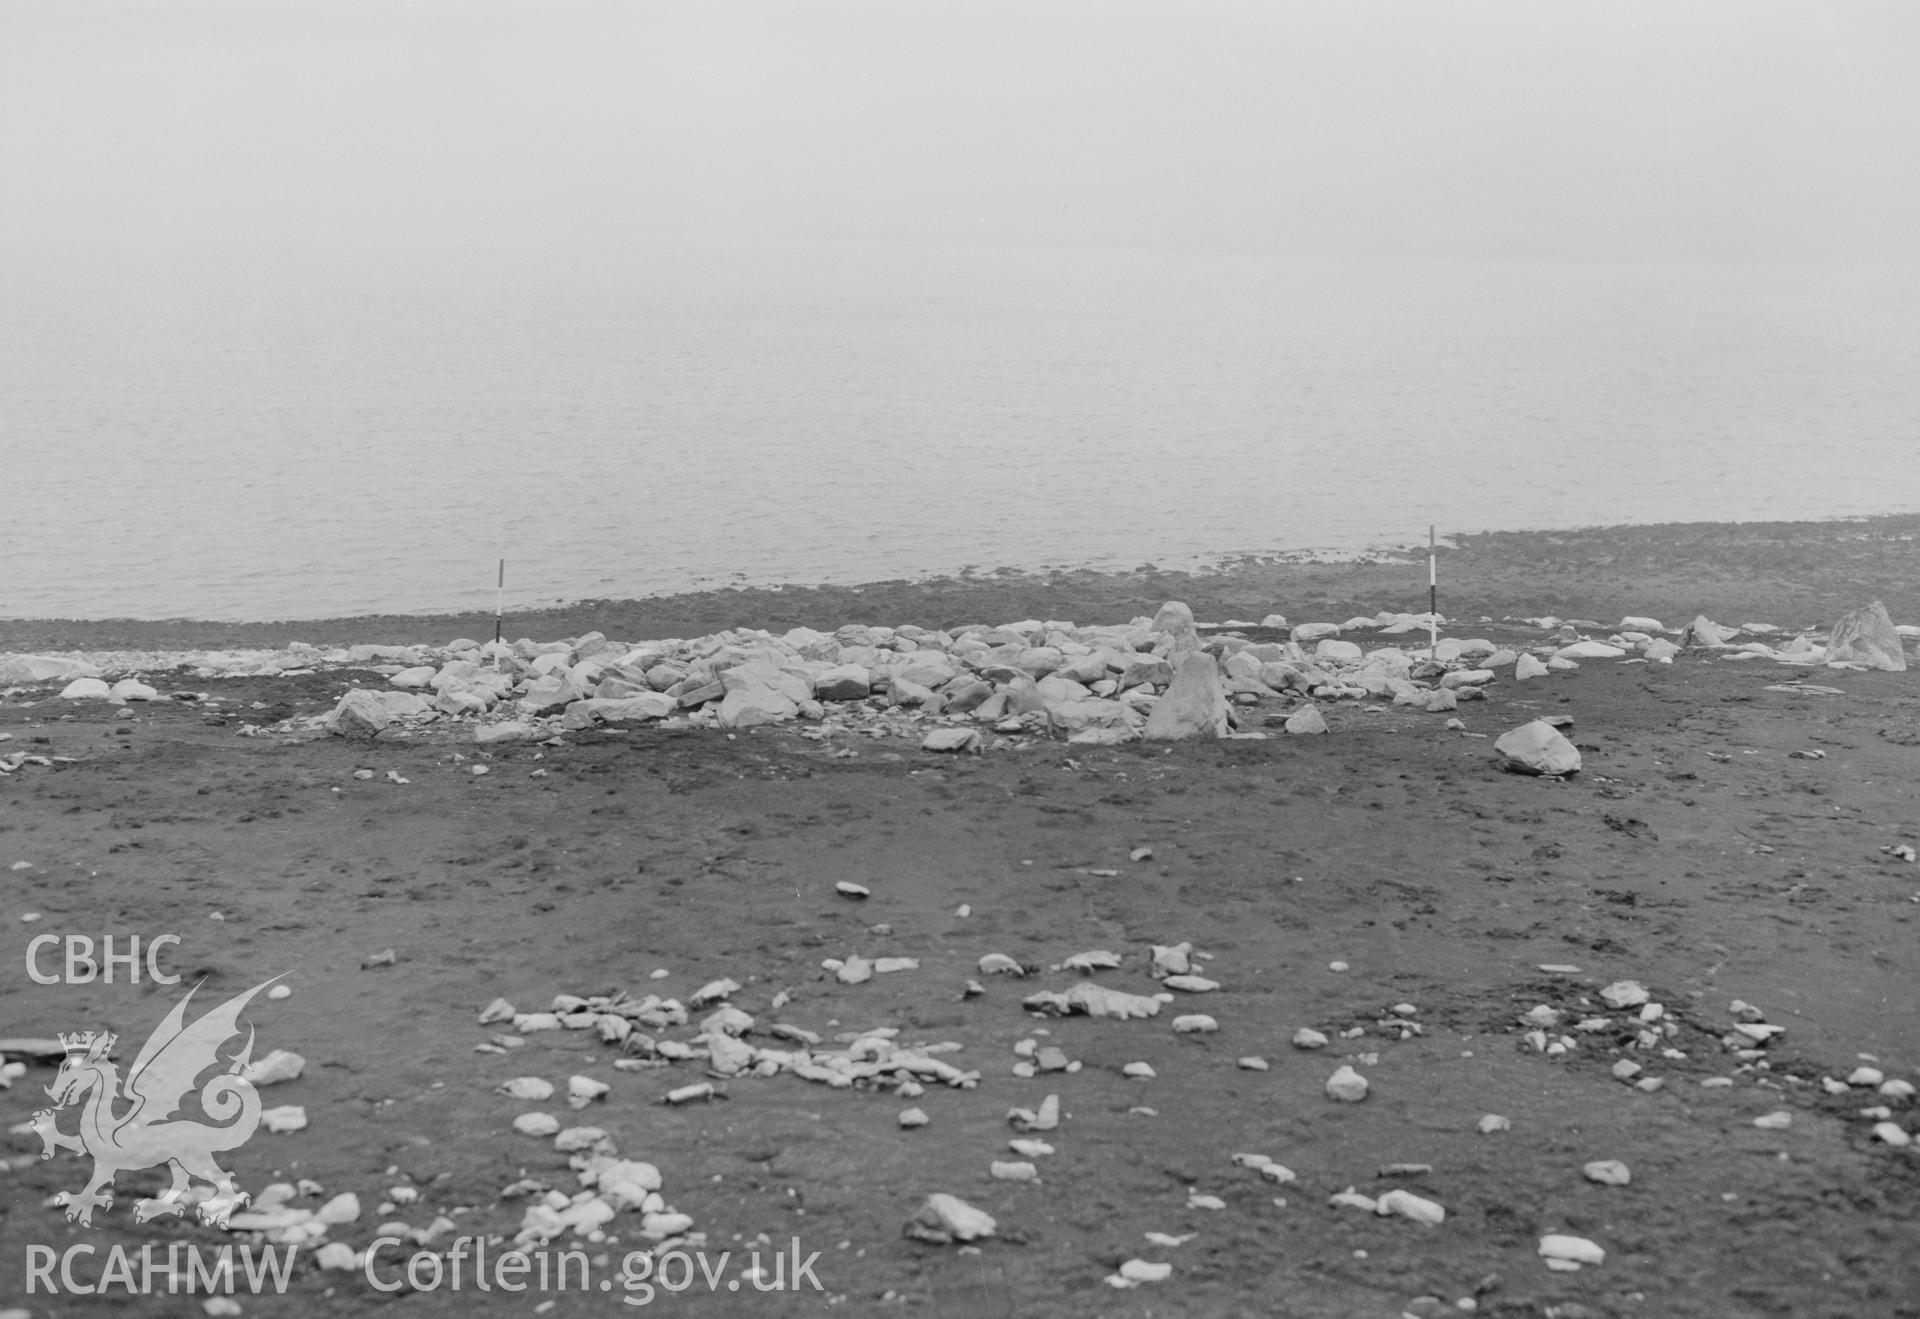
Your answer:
[1375,1189,1445,1224]
[1007,1094,1060,1132]
[1753,1111,1792,1130]
[1237,1056,1270,1071]
[1539,1234,1606,1268]
[1477,1114,1511,1134]
[1162,974,1220,993]
[1600,980,1651,1009]
[1583,1160,1631,1186]
[1171,1014,1218,1034]
[512,1113,559,1137]
[1873,1122,1912,1148]
[1023,982,1164,1020]
[1292,1028,1329,1049]
[989,1161,1038,1182]
[906,1194,996,1244]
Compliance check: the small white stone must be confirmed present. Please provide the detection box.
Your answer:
[990,1161,1039,1182]
[1849,1066,1887,1087]
[1477,1114,1511,1134]
[1583,1160,1631,1186]
[513,1112,560,1137]
[1325,1065,1369,1103]
[1599,980,1650,1009]
[1538,1234,1605,1267]
[1171,1015,1217,1034]
[1186,1193,1226,1210]
[267,984,293,1000]
[1292,1028,1329,1050]
[1237,1056,1270,1071]
[1328,961,1349,972]
[1118,1259,1172,1282]
[1123,1061,1156,1079]
[1375,1189,1445,1224]
[1611,1059,1642,1080]
[1008,1139,1053,1158]
[1753,1111,1792,1130]
[1881,1080,1916,1101]
[1872,1122,1912,1148]
[260,1106,307,1134]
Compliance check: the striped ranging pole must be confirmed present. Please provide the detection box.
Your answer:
[494,560,505,645]
[1428,526,1438,656]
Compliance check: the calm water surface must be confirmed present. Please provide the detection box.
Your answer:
[5,238,1916,620]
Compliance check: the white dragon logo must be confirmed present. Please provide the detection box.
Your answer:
[31,977,281,1228]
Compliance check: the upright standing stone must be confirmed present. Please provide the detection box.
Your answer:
[1825,601,1907,672]
[1143,654,1230,740]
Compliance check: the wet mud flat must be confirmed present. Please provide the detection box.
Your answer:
[1,617,1918,1316]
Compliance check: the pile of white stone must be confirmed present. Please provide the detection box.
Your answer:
[7,599,1908,749]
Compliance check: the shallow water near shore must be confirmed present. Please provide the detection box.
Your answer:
[7,239,1920,621]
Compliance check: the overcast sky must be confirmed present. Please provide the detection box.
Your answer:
[3,0,1917,264]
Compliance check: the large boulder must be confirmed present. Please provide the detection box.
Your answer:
[518,675,586,716]
[1682,616,1732,648]
[1143,654,1230,741]
[0,655,103,685]
[812,664,871,701]
[1150,601,1195,635]
[716,687,798,728]
[1284,705,1328,735]
[720,660,810,705]
[324,689,392,738]
[1118,656,1173,691]
[1495,720,1581,776]
[1825,601,1907,672]
[576,694,676,722]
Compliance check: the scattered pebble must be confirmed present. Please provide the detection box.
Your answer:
[989,1161,1038,1182]
[1171,1014,1218,1034]
[835,881,871,899]
[1873,1122,1912,1148]
[1538,1234,1605,1270]
[1753,1111,1793,1130]
[906,1194,995,1244]
[1477,1114,1511,1134]
[1325,1064,1369,1102]
[1237,1056,1269,1071]
[1375,1189,1445,1224]
[512,1113,560,1137]
[1123,1061,1156,1079]
[1583,1160,1631,1186]
[1292,1028,1329,1050]
[259,1106,307,1134]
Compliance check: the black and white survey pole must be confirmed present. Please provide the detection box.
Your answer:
[494,559,505,645]
[1428,526,1438,656]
